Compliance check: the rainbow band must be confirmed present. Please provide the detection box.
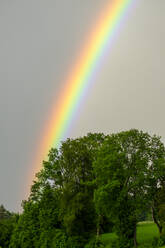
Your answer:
[30,0,133,182]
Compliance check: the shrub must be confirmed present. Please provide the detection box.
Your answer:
[85,237,105,248]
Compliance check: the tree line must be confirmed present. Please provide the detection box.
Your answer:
[1,129,165,248]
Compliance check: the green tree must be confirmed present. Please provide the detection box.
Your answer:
[38,133,105,246]
[10,185,61,248]
[0,205,11,220]
[11,133,106,248]
[150,187,165,239]
[9,201,40,248]
[10,130,165,248]
[0,218,16,248]
[0,206,18,248]
[146,135,165,235]
[93,129,165,247]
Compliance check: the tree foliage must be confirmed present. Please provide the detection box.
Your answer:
[93,129,165,247]
[1,130,165,248]
[0,205,18,248]
[10,133,106,248]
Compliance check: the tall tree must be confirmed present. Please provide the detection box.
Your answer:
[38,133,105,244]
[146,135,165,235]
[11,133,106,248]
[93,129,165,247]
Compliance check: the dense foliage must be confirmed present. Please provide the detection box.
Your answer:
[0,205,18,248]
[1,130,165,247]
[93,130,165,247]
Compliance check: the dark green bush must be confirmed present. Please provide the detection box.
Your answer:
[85,236,105,248]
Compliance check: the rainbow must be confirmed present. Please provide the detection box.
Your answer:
[29,0,134,185]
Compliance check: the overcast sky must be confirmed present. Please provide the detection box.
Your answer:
[0,0,165,212]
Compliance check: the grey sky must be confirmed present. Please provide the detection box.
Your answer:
[0,0,164,212]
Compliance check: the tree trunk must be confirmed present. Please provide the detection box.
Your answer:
[96,214,101,237]
[96,226,100,237]
[151,206,162,234]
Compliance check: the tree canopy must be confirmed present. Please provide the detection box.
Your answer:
[93,129,165,247]
[0,129,165,248]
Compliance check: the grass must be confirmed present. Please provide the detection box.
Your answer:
[137,221,159,246]
[101,221,162,247]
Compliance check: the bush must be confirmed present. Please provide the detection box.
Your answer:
[108,239,119,248]
[67,236,85,248]
[152,237,160,248]
[160,233,165,246]
[85,237,105,248]
[52,231,86,248]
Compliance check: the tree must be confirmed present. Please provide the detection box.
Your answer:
[146,135,165,235]
[9,130,165,247]
[38,133,105,246]
[10,185,61,248]
[93,129,165,247]
[11,133,106,248]
[0,205,18,248]
[0,205,11,220]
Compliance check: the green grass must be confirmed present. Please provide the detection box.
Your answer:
[101,221,161,248]
[137,221,159,246]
